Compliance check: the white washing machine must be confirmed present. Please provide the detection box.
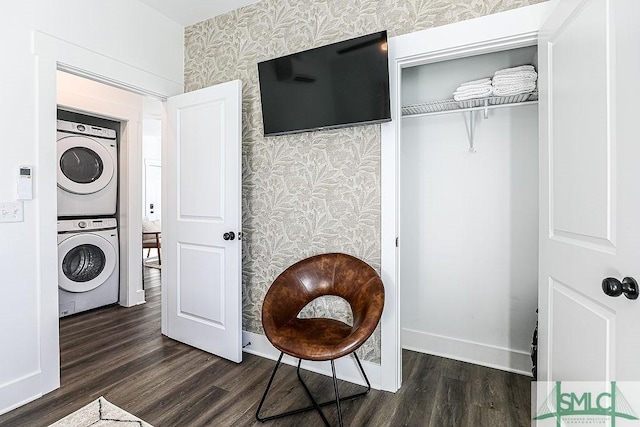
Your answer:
[58,218,119,317]
[57,120,118,217]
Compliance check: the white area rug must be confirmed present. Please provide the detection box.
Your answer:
[48,397,153,427]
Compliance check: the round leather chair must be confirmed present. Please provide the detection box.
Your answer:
[256,253,385,427]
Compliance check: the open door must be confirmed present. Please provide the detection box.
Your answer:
[162,80,243,363]
[538,0,640,381]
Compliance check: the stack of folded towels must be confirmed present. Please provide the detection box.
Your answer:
[453,77,493,101]
[491,65,537,96]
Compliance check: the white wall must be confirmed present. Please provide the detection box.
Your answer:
[143,96,163,161]
[399,48,539,375]
[143,121,162,161]
[0,1,182,414]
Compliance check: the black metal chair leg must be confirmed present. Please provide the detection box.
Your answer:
[256,352,284,422]
[256,352,371,425]
[331,360,344,427]
[352,352,371,392]
[297,360,331,426]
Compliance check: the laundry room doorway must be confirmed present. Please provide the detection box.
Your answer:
[56,70,155,309]
[53,68,244,372]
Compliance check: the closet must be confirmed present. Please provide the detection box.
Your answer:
[399,46,539,375]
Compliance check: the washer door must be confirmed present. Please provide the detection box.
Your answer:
[57,135,115,195]
[58,233,117,293]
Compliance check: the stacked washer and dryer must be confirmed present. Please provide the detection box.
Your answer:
[57,119,120,317]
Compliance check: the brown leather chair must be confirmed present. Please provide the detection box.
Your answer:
[256,253,385,427]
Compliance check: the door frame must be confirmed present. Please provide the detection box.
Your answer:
[32,31,182,399]
[379,2,554,392]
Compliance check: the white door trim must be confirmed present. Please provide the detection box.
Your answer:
[34,31,183,99]
[379,2,554,392]
[22,30,182,410]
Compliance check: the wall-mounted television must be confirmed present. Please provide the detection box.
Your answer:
[258,31,391,137]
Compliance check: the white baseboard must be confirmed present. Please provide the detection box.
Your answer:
[402,328,533,377]
[242,331,384,390]
[0,371,42,416]
[119,289,146,307]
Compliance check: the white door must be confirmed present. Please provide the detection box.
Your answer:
[144,159,161,221]
[538,0,640,381]
[162,80,243,363]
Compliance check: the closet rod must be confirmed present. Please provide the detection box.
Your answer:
[402,99,538,120]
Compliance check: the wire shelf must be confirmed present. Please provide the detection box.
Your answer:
[402,91,538,117]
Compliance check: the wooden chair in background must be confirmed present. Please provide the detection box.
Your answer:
[142,219,161,269]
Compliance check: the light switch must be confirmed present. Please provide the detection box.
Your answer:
[0,201,24,223]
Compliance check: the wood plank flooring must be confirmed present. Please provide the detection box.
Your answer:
[0,268,532,426]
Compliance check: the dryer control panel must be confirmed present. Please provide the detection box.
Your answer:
[57,120,117,139]
[58,218,117,233]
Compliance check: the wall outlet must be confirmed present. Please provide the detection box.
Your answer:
[0,201,24,223]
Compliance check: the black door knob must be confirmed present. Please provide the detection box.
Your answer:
[223,231,236,241]
[602,277,639,300]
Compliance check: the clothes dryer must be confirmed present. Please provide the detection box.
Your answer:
[57,120,118,217]
[58,218,119,317]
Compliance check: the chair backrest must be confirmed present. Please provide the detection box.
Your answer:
[262,253,384,349]
[142,218,161,234]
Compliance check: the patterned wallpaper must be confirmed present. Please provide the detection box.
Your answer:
[184,0,546,363]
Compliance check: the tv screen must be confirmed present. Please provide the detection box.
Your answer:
[258,31,391,136]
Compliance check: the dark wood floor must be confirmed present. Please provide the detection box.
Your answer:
[0,268,532,426]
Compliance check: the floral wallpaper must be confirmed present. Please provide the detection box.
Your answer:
[184,0,546,364]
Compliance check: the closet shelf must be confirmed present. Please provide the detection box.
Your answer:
[402,91,538,118]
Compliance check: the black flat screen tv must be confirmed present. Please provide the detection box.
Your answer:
[258,31,391,136]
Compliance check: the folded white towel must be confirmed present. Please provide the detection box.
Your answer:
[494,65,535,76]
[493,72,537,85]
[453,77,492,100]
[453,85,493,101]
[492,81,536,96]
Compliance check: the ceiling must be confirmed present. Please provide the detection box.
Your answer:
[137,0,260,26]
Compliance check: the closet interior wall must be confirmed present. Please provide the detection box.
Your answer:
[399,46,539,375]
